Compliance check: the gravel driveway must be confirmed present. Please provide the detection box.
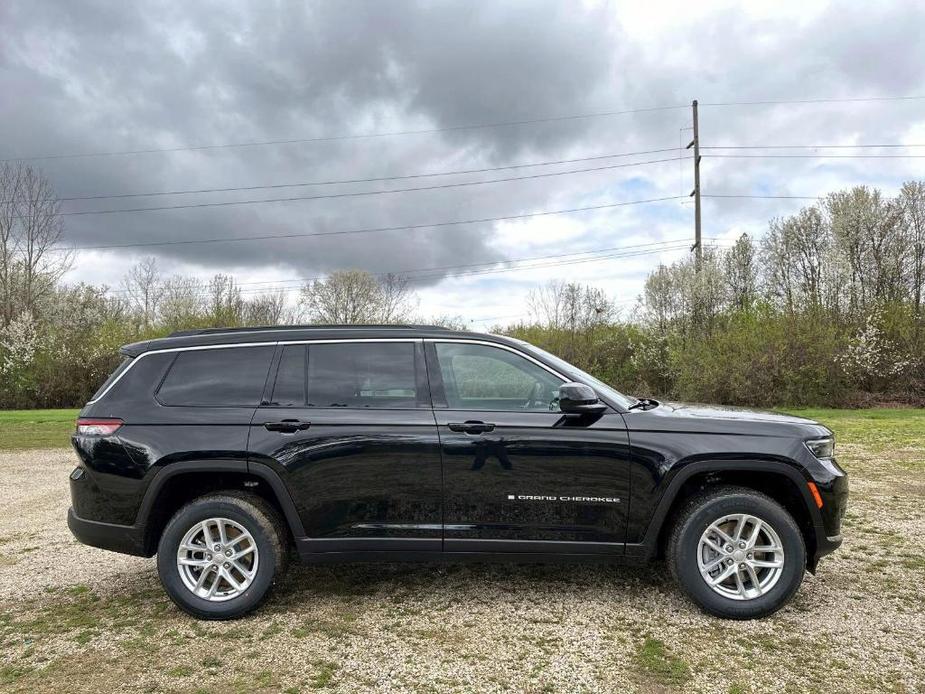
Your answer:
[0,444,922,693]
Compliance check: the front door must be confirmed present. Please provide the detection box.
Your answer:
[247,339,443,553]
[426,340,631,554]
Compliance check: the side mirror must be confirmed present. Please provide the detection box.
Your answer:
[558,382,607,415]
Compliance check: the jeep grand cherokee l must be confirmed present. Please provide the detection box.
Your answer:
[67,325,848,620]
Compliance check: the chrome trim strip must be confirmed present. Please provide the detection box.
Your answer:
[88,336,562,404]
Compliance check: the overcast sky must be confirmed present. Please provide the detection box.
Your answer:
[2,0,924,328]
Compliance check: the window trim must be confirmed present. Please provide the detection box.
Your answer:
[426,339,568,412]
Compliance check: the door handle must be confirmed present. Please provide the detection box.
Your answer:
[448,421,495,434]
[264,419,311,433]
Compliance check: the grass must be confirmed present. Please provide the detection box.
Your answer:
[0,409,79,451]
[634,636,690,687]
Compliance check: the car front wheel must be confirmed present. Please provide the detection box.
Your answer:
[156,492,287,620]
[667,486,806,619]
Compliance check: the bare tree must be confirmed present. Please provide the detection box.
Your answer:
[0,163,72,324]
[121,257,163,328]
[244,290,288,326]
[528,281,614,331]
[299,270,417,324]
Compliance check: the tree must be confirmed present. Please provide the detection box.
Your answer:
[121,257,163,329]
[724,234,758,311]
[243,290,288,326]
[899,181,925,328]
[0,163,72,325]
[528,281,615,331]
[299,270,417,324]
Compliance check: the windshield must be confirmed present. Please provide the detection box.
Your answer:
[517,342,637,410]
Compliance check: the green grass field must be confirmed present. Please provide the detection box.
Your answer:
[1,406,923,451]
[0,409,80,450]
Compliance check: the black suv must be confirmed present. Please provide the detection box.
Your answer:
[68,325,847,620]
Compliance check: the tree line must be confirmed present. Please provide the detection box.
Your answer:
[1,160,922,409]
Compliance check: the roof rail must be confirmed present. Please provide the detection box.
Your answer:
[167,324,454,338]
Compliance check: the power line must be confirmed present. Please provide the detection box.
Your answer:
[700,95,925,107]
[107,238,700,296]
[2,104,688,163]
[59,195,687,251]
[704,154,925,159]
[702,143,925,150]
[10,147,681,204]
[49,156,689,218]
[703,194,821,200]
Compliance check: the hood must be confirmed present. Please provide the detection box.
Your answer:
[624,400,831,438]
[659,402,819,425]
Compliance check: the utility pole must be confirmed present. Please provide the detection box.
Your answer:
[686,99,703,269]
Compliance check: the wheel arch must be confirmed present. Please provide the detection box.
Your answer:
[635,460,822,569]
[136,460,305,555]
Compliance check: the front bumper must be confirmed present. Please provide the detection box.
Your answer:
[67,507,151,557]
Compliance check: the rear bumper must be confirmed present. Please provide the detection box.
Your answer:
[67,507,151,557]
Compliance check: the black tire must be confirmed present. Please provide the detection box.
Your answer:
[667,485,806,620]
[156,492,288,620]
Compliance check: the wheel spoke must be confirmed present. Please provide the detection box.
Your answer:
[703,536,726,554]
[702,555,726,572]
[179,557,210,567]
[231,559,254,578]
[745,565,762,595]
[231,545,255,561]
[221,567,243,592]
[709,523,735,546]
[206,570,220,598]
[732,515,748,541]
[734,569,747,597]
[746,519,763,547]
[752,544,782,553]
[751,558,783,569]
[201,521,215,548]
[709,563,737,586]
[217,521,228,545]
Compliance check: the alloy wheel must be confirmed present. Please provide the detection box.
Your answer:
[175,517,259,602]
[697,513,785,601]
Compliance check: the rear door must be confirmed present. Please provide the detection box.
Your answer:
[427,340,631,554]
[247,339,443,553]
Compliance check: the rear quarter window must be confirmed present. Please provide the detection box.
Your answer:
[157,346,274,407]
[90,356,133,401]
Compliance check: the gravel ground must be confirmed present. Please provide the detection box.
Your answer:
[0,445,923,693]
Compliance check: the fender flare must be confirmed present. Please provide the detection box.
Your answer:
[135,459,306,544]
[635,458,822,552]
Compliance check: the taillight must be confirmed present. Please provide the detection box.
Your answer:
[76,418,123,436]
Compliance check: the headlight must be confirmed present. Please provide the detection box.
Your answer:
[805,436,835,459]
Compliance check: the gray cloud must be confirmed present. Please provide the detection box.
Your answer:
[1,0,924,295]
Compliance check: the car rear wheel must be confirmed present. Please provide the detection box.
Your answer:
[667,486,806,619]
[157,492,287,619]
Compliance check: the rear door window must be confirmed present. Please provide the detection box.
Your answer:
[158,346,274,407]
[307,342,419,408]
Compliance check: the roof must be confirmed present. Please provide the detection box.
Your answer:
[119,324,503,357]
